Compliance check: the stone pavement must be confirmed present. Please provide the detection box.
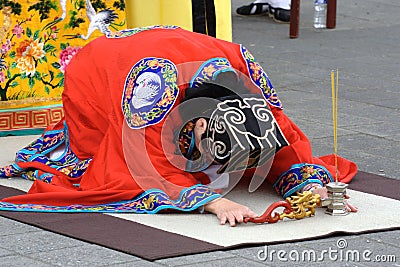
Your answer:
[0,0,399,266]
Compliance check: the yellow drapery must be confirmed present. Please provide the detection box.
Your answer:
[125,0,232,42]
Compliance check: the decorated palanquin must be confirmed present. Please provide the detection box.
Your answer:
[0,0,126,136]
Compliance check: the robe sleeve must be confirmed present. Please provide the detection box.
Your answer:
[267,107,357,198]
[121,118,220,200]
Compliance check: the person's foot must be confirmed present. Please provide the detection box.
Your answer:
[269,6,290,23]
[236,2,290,23]
[236,3,269,16]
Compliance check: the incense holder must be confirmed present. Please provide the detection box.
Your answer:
[325,182,349,216]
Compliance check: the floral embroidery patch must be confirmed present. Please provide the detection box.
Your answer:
[122,57,179,129]
[240,45,282,109]
[190,57,237,88]
[107,25,179,39]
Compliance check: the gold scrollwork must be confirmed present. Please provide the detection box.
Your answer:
[280,191,321,220]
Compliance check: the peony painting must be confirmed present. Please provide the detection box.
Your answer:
[0,0,126,136]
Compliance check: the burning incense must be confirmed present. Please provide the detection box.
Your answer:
[326,69,349,216]
[331,69,339,183]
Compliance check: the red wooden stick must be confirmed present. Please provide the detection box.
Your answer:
[244,200,292,224]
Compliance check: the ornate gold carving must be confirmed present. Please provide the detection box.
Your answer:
[280,191,321,220]
[244,191,321,224]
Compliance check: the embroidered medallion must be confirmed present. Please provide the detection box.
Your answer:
[240,45,282,109]
[122,57,179,129]
[107,25,179,39]
[190,57,237,88]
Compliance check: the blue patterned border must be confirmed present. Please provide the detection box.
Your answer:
[190,57,237,88]
[107,25,179,39]
[0,184,221,213]
[0,121,91,182]
[273,163,334,198]
[240,45,282,109]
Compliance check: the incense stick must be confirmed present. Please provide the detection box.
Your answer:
[331,69,339,182]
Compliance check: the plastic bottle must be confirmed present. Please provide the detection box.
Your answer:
[314,0,327,29]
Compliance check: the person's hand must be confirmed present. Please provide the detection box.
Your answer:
[312,187,358,212]
[204,198,258,226]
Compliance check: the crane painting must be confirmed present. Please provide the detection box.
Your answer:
[44,0,121,39]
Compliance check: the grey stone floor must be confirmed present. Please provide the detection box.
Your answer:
[0,0,399,266]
